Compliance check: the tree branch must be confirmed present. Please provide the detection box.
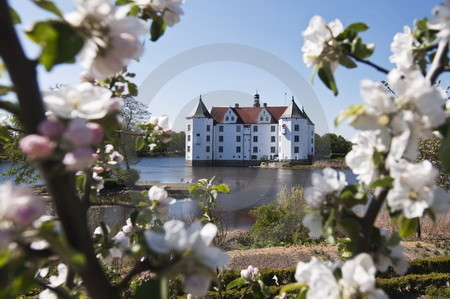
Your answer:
[81,170,93,211]
[354,187,389,254]
[426,40,449,84]
[0,2,118,298]
[348,54,389,74]
[0,100,21,117]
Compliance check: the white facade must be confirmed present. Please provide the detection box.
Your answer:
[186,94,314,166]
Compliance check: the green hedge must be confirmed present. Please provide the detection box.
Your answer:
[377,273,450,297]
[377,256,450,278]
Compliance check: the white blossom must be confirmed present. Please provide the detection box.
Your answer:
[305,168,347,209]
[341,253,377,294]
[389,26,415,73]
[302,16,343,69]
[387,160,438,218]
[295,257,340,299]
[429,0,450,39]
[110,231,130,258]
[149,186,168,202]
[67,1,148,79]
[43,83,114,120]
[346,130,388,185]
[302,212,323,238]
[122,218,133,233]
[184,273,211,297]
[39,264,68,299]
[376,230,409,275]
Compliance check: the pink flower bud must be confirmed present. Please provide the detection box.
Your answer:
[38,120,65,138]
[148,116,159,125]
[92,166,104,174]
[19,134,54,159]
[253,267,259,275]
[63,147,98,171]
[240,269,251,280]
[86,122,104,144]
[111,32,143,59]
[7,186,46,227]
[105,144,114,154]
[64,118,94,147]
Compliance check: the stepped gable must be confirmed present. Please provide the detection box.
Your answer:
[186,96,212,118]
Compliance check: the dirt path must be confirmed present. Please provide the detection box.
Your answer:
[225,240,448,270]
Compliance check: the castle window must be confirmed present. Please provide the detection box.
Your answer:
[253,146,258,153]
[187,124,191,131]
[271,147,276,153]
[271,136,275,142]
[219,125,223,132]
[236,146,241,153]
[187,146,190,152]
[294,147,299,153]
[271,125,275,132]
[266,117,269,121]
[311,138,313,143]
[188,135,191,141]
[253,126,258,132]
[231,117,234,121]
[253,136,258,142]
[219,146,223,153]
[236,136,241,142]
[206,135,210,142]
[236,126,241,132]
[206,125,211,131]
[294,124,299,131]
[219,136,224,142]
[226,116,229,121]
[260,117,263,121]
[206,146,210,153]
[294,135,299,142]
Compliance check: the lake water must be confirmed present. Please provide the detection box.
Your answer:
[1,157,357,228]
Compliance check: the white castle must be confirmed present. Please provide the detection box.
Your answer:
[185,93,315,166]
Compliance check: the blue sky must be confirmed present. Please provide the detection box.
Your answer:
[8,0,445,138]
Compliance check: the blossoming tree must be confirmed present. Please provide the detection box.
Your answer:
[1,0,450,298]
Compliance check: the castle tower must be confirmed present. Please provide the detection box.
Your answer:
[185,96,214,166]
[278,97,312,162]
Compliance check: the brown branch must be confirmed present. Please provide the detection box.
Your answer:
[0,2,118,298]
[426,40,449,84]
[354,187,389,255]
[348,54,389,74]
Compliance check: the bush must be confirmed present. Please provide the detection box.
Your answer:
[377,256,450,278]
[250,186,309,246]
[377,273,450,297]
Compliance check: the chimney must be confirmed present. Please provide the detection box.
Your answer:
[263,103,267,108]
[253,92,260,107]
[235,103,239,108]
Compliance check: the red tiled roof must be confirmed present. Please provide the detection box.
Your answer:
[210,106,288,124]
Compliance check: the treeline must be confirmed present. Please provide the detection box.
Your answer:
[137,131,186,157]
[314,133,352,157]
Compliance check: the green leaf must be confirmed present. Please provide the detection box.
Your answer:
[189,184,203,198]
[369,176,394,189]
[115,0,133,5]
[75,173,85,192]
[351,37,375,59]
[399,217,419,237]
[226,277,246,290]
[339,55,357,69]
[127,82,138,96]
[346,22,369,32]
[318,60,338,96]
[212,183,230,193]
[279,283,308,297]
[32,0,63,17]
[0,249,10,268]
[338,238,353,258]
[136,136,146,151]
[0,85,14,96]
[150,19,166,42]
[440,128,450,173]
[334,104,365,127]
[26,20,84,70]
[9,6,21,24]
[129,4,140,17]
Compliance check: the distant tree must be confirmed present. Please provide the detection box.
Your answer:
[314,133,351,157]
[168,131,185,155]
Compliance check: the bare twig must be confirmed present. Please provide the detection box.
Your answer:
[348,54,390,74]
[427,40,449,83]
